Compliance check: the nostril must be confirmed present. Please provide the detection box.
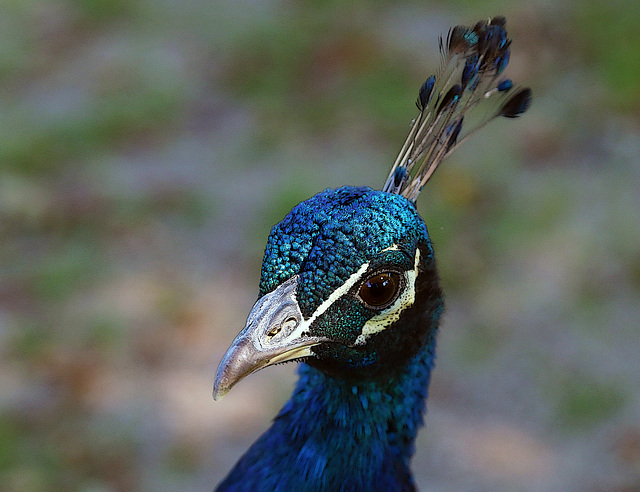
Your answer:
[267,326,282,338]
[267,317,298,340]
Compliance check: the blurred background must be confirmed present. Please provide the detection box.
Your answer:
[1,0,639,490]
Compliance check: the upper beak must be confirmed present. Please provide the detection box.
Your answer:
[213,275,330,400]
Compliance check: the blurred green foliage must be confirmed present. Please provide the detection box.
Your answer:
[553,376,627,430]
[575,0,640,111]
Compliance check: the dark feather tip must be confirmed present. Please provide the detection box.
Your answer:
[461,57,478,87]
[497,79,513,92]
[478,26,505,62]
[494,47,510,74]
[472,19,489,35]
[437,84,462,115]
[445,117,464,151]
[473,21,510,74]
[498,87,532,118]
[447,25,476,55]
[393,166,407,187]
[492,16,507,27]
[416,76,436,111]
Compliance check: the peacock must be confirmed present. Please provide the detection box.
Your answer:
[213,16,531,491]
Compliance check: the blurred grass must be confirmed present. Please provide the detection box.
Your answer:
[574,0,640,111]
[1,0,639,491]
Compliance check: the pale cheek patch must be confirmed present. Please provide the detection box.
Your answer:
[354,249,420,346]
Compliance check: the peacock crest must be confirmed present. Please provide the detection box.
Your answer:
[383,16,531,202]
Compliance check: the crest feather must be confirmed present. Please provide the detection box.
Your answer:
[383,17,532,202]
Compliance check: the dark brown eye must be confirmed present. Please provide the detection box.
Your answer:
[358,272,400,307]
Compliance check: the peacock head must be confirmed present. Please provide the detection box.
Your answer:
[213,186,443,399]
[213,16,531,400]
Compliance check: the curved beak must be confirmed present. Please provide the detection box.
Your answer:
[213,276,329,400]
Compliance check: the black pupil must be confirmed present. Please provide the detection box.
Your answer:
[360,273,397,306]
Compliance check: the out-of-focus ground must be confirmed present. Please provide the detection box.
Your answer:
[1,1,639,491]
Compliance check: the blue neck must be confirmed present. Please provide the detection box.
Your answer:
[216,340,436,492]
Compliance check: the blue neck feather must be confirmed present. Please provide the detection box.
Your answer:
[216,334,437,492]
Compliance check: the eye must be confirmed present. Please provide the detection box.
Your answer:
[358,272,401,308]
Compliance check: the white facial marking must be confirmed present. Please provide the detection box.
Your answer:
[354,248,421,345]
[380,244,400,252]
[286,262,371,341]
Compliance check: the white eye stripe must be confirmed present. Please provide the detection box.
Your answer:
[307,262,370,324]
[354,248,420,345]
[287,262,371,341]
[379,244,400,252]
